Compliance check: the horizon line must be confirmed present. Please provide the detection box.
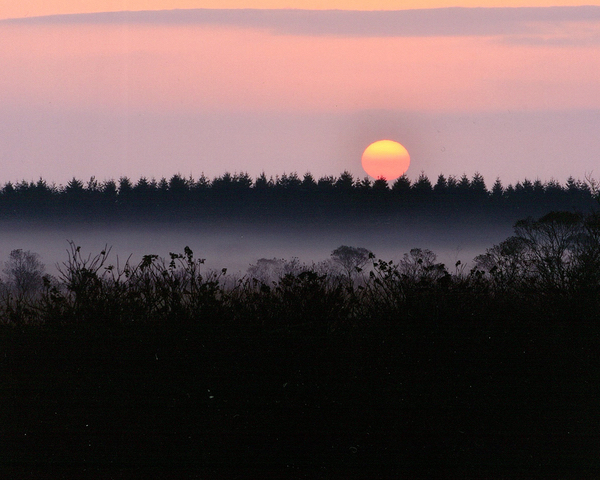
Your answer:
[1,170,595,188]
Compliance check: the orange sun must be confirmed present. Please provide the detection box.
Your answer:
[361,140,410,180]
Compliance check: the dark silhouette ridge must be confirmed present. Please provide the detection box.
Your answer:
[0,172,597,224]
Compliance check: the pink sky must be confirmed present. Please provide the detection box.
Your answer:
[1,5,600,185]
[3,23,598,113]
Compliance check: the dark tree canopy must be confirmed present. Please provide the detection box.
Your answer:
[0,171,596,222]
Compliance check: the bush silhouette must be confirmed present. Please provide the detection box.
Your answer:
[330,245,372,278]
[2,249,45,299]
[2,210,600,326]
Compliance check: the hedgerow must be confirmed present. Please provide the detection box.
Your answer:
[1,211,599,327]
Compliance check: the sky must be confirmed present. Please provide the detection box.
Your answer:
[1,1,600,187]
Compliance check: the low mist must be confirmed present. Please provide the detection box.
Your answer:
[0,216,514,278]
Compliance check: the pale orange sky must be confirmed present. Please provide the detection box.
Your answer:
[2,0,599,20]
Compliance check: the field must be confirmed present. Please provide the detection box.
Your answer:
[2,210,600,477]
[2,318,599,478]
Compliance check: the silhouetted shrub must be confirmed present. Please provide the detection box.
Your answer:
[0,249,46,324]
[475,210,600,319]
[2,249,45,299]
[330,245,372,279]
[2,210,600,327]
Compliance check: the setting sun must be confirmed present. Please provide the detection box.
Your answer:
[361,140,410,181]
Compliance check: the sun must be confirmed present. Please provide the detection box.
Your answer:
[361,140,410,181]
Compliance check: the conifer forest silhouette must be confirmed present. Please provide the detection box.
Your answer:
[1,171,597,221]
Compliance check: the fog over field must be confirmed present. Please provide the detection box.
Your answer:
[0,216,514,278]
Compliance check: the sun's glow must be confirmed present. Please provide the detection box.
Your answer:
[361,140,410,181]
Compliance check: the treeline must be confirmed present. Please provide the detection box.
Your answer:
[0,171,597,221]
[1,210,599,326]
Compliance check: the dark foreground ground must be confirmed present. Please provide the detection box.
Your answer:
[1,319,599,479]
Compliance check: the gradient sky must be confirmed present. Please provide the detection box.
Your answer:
[1,1,600,186]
